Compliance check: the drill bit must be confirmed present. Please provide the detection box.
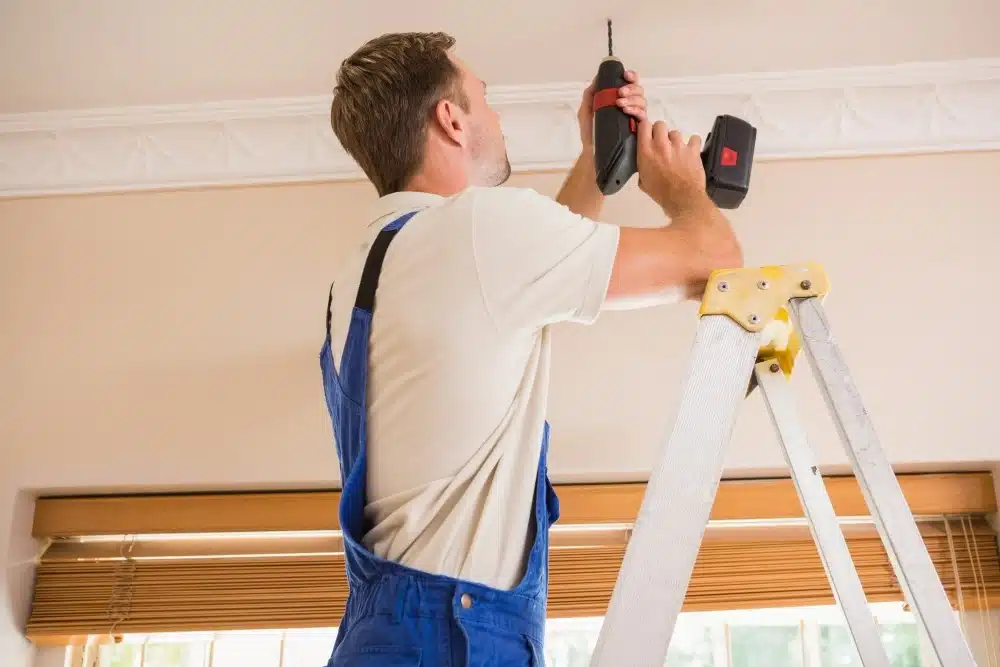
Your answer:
[607,18,613,57]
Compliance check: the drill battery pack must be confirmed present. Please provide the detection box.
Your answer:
[700,114,757,209]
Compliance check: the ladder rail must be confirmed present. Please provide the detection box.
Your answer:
[789,295,977,667]
[584,265,978,667]
[755,358,892,667]
[588,315,761,667]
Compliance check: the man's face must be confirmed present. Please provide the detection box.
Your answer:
[451,54,510,187]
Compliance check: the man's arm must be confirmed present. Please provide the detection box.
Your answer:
[556,70,647,220]
[471,113,740,333]
[607,120,743,302]
[608,194,741,302]
[552,70,738,305]
[555,150,604,220]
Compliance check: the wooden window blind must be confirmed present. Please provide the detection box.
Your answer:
[25,472,1000,647]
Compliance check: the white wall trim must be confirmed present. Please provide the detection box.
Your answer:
[2,58,999,198]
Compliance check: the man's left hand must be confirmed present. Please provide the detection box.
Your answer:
[577,69,648,151]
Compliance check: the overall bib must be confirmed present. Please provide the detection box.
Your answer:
[319,210,561,666]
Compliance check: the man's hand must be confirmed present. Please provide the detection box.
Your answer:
[577,69,648,150]
[636,120,712,217]
[604,116,741,302]
[557,71,649,219]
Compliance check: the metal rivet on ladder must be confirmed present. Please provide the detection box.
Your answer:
[800,279,812,289]
[717,282,729,292]
[748,314,760,324]
[769,363,780,373]
[757,280,769,289]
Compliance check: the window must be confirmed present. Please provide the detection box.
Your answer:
[77,603,934,667]
[543,603,931,667]
[85,629,336,667]
[35,473,997,667]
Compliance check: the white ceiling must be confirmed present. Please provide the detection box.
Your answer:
[1,0,998,113]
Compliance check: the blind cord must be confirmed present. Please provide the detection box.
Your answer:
[963,516,998,667]
[945,518,968,637]
[107,535,137,639]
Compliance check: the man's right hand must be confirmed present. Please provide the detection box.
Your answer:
[636,119,712,218]
[604,117,742,303]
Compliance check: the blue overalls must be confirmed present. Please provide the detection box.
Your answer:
[319,210,561,666]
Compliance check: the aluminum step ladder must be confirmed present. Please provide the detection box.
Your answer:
[587,263,976,667]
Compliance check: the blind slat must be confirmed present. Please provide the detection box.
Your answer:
[32,473,998,538]
[27,519,1000,645]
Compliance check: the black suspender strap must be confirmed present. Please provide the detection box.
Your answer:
[325,209,420,339]
[354,227,401,313]
[325,281,335,336]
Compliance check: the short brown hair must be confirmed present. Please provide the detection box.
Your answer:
[330,32,470,196]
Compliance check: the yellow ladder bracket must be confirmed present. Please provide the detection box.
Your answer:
[698,263,830,381]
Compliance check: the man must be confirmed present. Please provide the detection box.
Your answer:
[319,32,742,666]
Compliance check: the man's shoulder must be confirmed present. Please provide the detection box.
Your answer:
[453,185,560,209]
[358,187,567,246]
[442,186,596,236]
[357,187,569,235]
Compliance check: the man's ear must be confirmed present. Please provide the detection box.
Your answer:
[432,98,467,148]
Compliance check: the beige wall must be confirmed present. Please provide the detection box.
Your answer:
[2,151,1000,660]
[4,152,998,493]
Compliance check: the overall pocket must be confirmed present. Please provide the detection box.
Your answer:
[459,620,541,666]
[525,633,545,666]
[330,644,422,666]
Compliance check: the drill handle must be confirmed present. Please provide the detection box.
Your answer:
[593,57,638,195]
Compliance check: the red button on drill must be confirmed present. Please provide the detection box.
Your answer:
[721,147,738,167]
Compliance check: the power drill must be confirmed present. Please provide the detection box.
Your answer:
[593,19,757,208]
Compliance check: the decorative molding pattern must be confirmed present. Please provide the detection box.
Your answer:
[2,59,999,198]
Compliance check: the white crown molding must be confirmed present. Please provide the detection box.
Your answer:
[2,59,999,198]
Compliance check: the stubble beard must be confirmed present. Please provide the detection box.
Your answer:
[488,153,511,187]
[470,125,511,187]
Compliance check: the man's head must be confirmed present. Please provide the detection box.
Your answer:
[330,32,510,197]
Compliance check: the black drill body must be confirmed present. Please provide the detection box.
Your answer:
[593,21,758,208]
[593,56,638,196]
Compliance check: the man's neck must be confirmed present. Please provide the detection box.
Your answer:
[404,175,468,198]
[404,149,470,197]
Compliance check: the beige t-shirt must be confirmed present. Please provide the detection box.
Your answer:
[328,185,620,590]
